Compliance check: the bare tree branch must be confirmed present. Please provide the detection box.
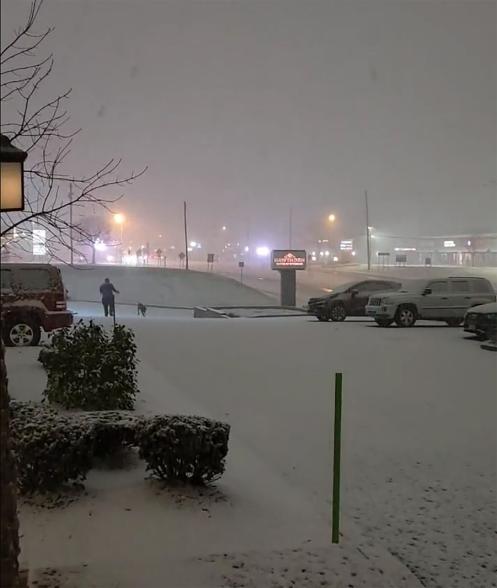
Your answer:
[0,0,146,262]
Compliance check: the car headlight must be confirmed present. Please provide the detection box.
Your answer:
[380,298,392,305]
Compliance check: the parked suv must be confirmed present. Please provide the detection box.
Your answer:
[366,277,496,327]
[308,279,401,321]
[1,263,73,346]
[464,302,497,341]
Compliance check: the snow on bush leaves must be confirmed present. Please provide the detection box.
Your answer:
[136,415,230,484]
[82,410,138,458]
[10,402,94,494]
[9,403,231,493]
[40,321,138,410]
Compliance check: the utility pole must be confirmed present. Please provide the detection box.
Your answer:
[183,201,189,270]
[365,190,371,271]
[69,183,74,265]
[289,207,293,249]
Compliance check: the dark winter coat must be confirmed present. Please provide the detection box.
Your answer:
[100,282,118,302]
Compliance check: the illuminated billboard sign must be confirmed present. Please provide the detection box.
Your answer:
[33,229,46,256]
[271,250,307,270]
[340,240,353,251]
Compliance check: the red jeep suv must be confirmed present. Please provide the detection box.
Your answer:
[1,263,73,346]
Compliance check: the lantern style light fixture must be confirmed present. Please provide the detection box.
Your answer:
[0,134,28,212]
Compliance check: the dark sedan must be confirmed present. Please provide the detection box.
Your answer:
[308,279,402,322]
[464,302,497,341]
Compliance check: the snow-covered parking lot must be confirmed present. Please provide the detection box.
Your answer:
[6,312,496,588]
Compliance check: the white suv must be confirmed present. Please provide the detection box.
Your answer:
[366,277,496,328]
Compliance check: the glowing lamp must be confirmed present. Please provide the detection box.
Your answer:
[0,134,27,212]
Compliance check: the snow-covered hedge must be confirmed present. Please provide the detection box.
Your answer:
[9,402,94,494]
[40,321,138,411]
[9,402,230,493]
[136,415,230,484]
[80,410,138,458]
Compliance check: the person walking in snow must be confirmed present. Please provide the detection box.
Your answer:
[99,278,119,317]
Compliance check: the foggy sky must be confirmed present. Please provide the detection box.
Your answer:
[2,0,496,250]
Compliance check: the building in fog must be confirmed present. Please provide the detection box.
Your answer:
[370,233,497,267]
[307,231,497,268]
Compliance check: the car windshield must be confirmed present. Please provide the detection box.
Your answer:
[397,279,431,294]
[328,281,359,294]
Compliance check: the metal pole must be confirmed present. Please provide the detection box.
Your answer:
[365,190,371,271]
[69,183,74,265]
[183,201,189,271]
[289,207,293,249]
[332,372,343,544]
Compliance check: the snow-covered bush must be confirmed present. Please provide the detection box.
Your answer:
[136,415,230,484]
[37,346,56,370]
[9,400,58,421]
[79,410,139,458]
[41,321,138,410]
[9,402,231,493]
[9,403,94,494]
[9,402,140,492]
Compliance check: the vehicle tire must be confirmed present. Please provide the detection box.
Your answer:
[446,319,462,327]
[317,314,329,322]
[376,319,394,327]
[395,305,417,328]
[3,318,41,347]
[485,325,497,342]
[329,304,347,322]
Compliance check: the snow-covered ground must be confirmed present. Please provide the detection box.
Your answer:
[60,264,276,308]
[6,303,496,587]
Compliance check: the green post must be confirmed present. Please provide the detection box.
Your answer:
[332,372,343,543]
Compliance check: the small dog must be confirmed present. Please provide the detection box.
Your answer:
[137,302,147,317]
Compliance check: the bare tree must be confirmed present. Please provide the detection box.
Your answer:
[77,215,113,264]
[0,0,146,261]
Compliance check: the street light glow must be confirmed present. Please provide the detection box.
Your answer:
[222,225,227,231]
[328,213,336,223]
[256,246,270,257]
[113,213,125,225]
[94,240,107,251]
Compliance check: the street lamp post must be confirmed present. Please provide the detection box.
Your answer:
[113,213,125,263]
[113,212,125,241]
[0,134,27,212]
[0,134,26,588]
[327,213,336,263]
[364,191,371,271]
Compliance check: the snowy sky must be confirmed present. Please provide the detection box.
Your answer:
[1,0,496,249]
